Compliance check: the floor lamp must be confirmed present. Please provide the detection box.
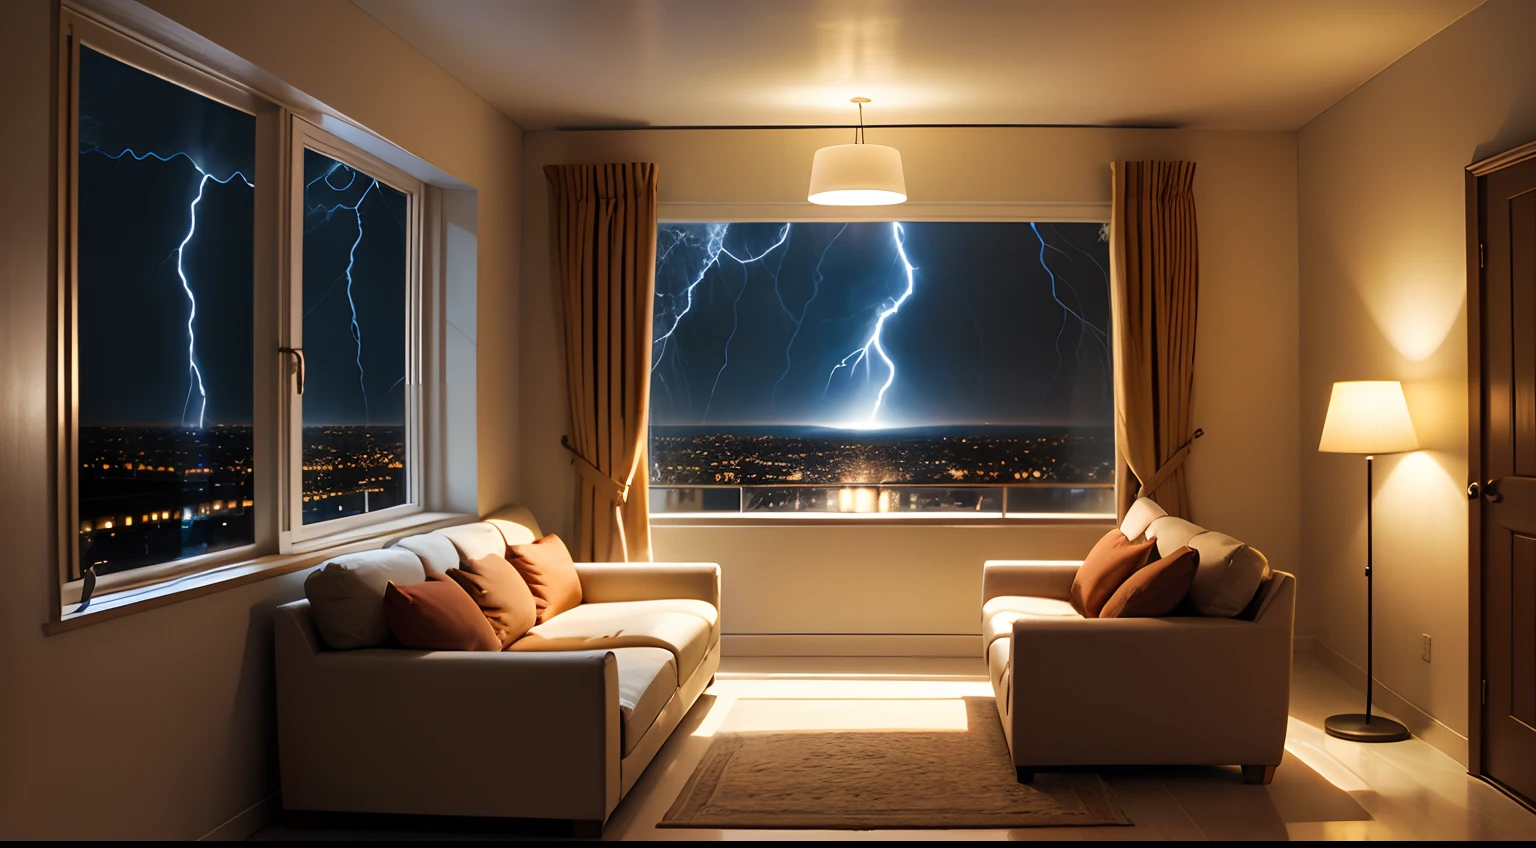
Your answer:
[1317,380,1419,742]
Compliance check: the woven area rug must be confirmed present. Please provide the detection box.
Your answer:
[661,697,1130,829]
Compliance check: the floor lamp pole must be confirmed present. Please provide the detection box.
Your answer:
[1324,453,1409,742]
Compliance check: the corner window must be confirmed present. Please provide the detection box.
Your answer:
[59,10,442,604]
[648,221,1114,518]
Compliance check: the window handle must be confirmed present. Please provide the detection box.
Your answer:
[279,347,305,395]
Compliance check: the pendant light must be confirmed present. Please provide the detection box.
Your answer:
[807,97,907,206]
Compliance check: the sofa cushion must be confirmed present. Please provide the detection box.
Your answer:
[304,548,425,649]
[508,599,718,679]
[1070,528,1158,618]
[392,533,460,576]
[610,647,678,757]
[1147,515,1205,556]
[1100,546,1199,618]
[988,636,1010,691]
[983,595,1080,648]
[507,534,583,624]
[1187,531,1272,618]
[446,552,539,649]
[383,573,501,652]
[433,522,507,563]
[1120,497,1169,541]
[486,503,543,546]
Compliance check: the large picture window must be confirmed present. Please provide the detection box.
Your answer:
[74,46,256,575]
[648,221,1114,517]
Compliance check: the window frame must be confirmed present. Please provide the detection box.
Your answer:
[283,120,426,546]
[52,7,450,617]
[647,208,1118,524]
[56,10,283,600]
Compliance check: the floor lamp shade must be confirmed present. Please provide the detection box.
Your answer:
[1317,379,1417,743]
[807,143,907,206]
[1318,381,1419,455]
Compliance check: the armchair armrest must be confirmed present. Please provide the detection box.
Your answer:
[575,562,720,609]
[982,560,1080,604]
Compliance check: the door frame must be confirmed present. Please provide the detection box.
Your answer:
[1466,138,1536,781]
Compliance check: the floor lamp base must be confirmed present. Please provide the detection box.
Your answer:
[1324,713,1410,742]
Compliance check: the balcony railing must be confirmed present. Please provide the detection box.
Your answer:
[649,482,1114,519]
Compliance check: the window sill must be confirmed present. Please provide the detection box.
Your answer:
[45,511,475,636]
[649,513,1117,529]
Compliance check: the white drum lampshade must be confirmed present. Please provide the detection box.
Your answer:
[807,143,907,206]
[1318,380,1419,455]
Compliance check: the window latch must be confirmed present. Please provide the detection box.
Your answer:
[279,347,305,395]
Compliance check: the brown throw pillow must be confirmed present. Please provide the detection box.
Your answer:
[382,573,500,652]
[1100,546,1200,619]
[507,534,583,624]
[446,553,538,648]
[1069,528,1159,618]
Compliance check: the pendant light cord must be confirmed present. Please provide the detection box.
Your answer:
[854,101,865,144]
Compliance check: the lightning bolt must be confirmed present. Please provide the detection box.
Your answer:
[822,222,916,424]
[1029,222,1109,394]
[305,163,382,425]
[82,147,253,429]
[772,222,847,405]
[700,224,793,422]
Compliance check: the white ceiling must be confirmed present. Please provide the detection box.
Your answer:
[354,0,1481,132]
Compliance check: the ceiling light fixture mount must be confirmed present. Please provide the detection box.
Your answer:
[807,96,907,206]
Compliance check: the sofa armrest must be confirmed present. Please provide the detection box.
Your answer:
[276,603,621,820]
[575,562,720,610]
[982,560,1080,604]
[1006,615,1292,766]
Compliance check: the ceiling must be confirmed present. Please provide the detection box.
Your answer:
[354,0,1481,132]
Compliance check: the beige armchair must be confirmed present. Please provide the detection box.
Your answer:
[981,502,1296,785]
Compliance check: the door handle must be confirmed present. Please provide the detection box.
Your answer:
[279,347,305,395]
[1468,481,1480,499]
[1484,478,1502,503]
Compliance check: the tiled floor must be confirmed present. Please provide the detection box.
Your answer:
[256,654,1536,841]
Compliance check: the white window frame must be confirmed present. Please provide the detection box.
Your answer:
[282,120,426,547]
[53,6,455,619]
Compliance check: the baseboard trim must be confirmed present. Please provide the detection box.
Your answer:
[1311,640,1469,766]
[722,633,977,657]
[199,791,279,841]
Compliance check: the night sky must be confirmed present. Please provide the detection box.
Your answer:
[301,151,409,427]
[77,46,254,428]
[75,46,408,429]
[650,221,1112,429]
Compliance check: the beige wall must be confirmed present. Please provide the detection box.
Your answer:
[520,127,1301,638]
[0,0,521,839]
[1297,0,1536,760]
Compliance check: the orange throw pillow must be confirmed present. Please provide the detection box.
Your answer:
[507,534,583,624]
[382,573,500,652]
[446,553,538,648]
[1069,528,1158,618]
[1100,546,1200,619]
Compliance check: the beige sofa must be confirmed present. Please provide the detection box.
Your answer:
[274,506,721,834]
[982,498,1296,785]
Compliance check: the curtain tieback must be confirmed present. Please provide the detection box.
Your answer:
[1136,428,1203,498]
[562,436,629,506]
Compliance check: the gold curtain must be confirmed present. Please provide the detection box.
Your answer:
[1110,161,1199,520]
[545,163,659,562]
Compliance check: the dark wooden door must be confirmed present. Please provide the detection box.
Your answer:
[1476,146,1536,807]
